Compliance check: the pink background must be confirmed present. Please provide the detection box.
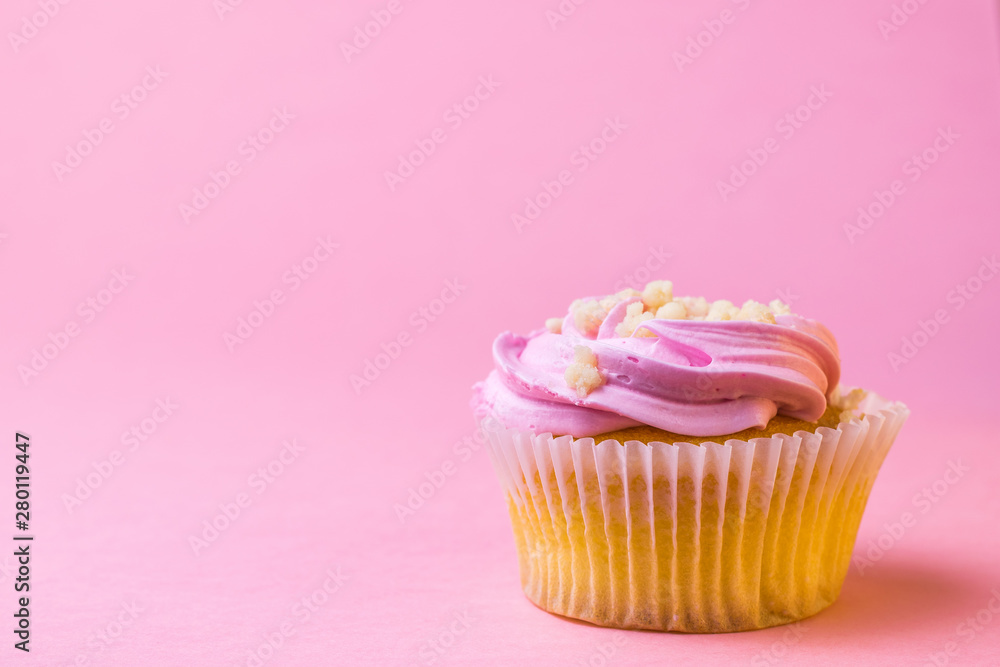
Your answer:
[2,0,1000,664]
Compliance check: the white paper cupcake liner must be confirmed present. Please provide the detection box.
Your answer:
[482,389,908,632]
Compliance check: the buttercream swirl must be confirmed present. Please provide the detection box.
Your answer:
[472,302,840,437]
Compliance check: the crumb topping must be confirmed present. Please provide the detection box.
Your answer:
[564,345,604,397]
[655,301,686,320]
[769,299,792,316]
[569,289,640,336]
[706,299,740,321]
[615,301,656,338]
[641,280,673,311]
[569,299,606,337]
[735,300,776,324]
[557,281,794,339]
[836,388,867,422]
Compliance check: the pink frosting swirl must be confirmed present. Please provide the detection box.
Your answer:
[471,308,840,437]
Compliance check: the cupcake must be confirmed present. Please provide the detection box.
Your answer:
[471,281,908,633]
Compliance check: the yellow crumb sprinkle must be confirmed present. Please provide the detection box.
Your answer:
[615,302,656,337]
[770,299,792,315]
[642,280,674,312]
[736,300,776,324]
[570,299,606,336]
[564,345,604,397]
[705,299,739,321]
[655,301,687,319]
[678,296,709,318]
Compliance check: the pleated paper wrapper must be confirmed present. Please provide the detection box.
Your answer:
[483,390,908,633]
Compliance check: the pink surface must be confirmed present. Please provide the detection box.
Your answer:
[2,0,1000,665]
